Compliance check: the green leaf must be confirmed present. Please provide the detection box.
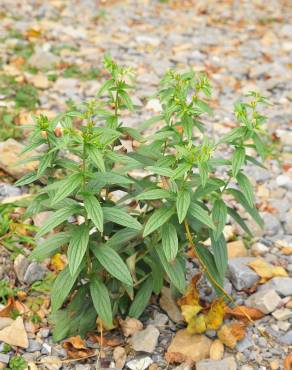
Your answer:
[36,205,80,238]
[119,90,134,111]
[232,147,245,177]
[84,195,103,232]
[161,223,178,262]
[212,199,227,240]
[37,152,54,176]
[156,246,186,293]
[198,162,208,187]
[136,189,171,201]
[68,224,90,276]
[227,188,263,228]
[103,207,141,230]
[51,173,82,205]
[15,172,38,186]
[106,228,141,251]
[176,189,191,224]
[129,277,153,318]
[171,163,192,180]
[144,256,163,295]
[252,132,265,159]
[51,265,82,312]
[31,232,70,261]
[218,127,246,145]
[146,166,175,177]
[188,203,215,230]
[196,243,223,296]
[211,233,227,282]
[237,172,254,208]
[143,207,174,237]
[227,207,253,237]
[87,145,105,172]
[90,277,113,328]
[91,245,133,286]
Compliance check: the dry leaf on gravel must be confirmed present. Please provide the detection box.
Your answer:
[281,247,292,255]
[88,333,123,347]
[63,335,95,358]
[224,305,265,322]
[0,297,29,317]
[119,316,143,337]
[50,253,66,271]
[284,352,292,370]
[113,346,127,369]
[217,322,246,349]
[248,259,288,282]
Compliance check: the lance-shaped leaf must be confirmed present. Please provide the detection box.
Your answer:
[176,189,191,224]
[90,277,113,328]
[129,277,153,318]
[161,223,178,262]
[91,245,133,286]
[212,199,227,240]
[143,207,175,237]
[84,194,103,232]
[31,232,71,261]
[51,173,83,205]
[188,203,215,230]
[227,207,252,236]
[136,188,172,201]
[36,205,80,238]
[103,207,141,230]
[87,145,105,172]
[211,232,228,281]
[236,172,253,208]
[68,224,90,276]
[232,147,245,177]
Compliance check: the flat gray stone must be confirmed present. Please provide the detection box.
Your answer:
[257,277,292,297]
[23,262,47,285]
[130,325,159,353]
[280,330,292,345]
[196,356,237,370]
[245,289,281,314]
[227,258,259,290]
[14,254,29,282]
[0,353,10,364]
[0,183,21,200]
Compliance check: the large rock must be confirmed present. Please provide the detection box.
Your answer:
[245,289,281,314]
[0,139,38,179]
[130,325,159,353]
[0,317,14,330]
[196,357,237,370]
[257,277,292,297]
[159,287,183,323]
[166,329,212,363]
[0,317,28,348]
[227,258,259,290]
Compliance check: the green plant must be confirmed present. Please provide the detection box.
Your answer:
[5,356,27,370]
[17,56,268,340]
[0,280,18,305]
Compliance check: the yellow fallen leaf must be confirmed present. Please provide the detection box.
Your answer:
[181,304,202,323]
[51,253,66,271]
[206,298,226,330]
[248,259,288,282]
[187,315,206,334]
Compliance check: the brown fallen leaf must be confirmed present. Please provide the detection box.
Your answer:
[224,305,264,322]
[281,247,292,255]
[63,336,95,359]
[284,352,292,370]
[248,259,288,283]
[217,322,246,349]
[88,333,123,347]
[119,317,143,337]
[0,297,29,318]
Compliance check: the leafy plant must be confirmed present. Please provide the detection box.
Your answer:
[18,56,268,340]
[5,356,27,370]
[0,280,18,305]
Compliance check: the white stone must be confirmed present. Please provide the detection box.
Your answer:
[272,308,292,321]
[127,356,153,370]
